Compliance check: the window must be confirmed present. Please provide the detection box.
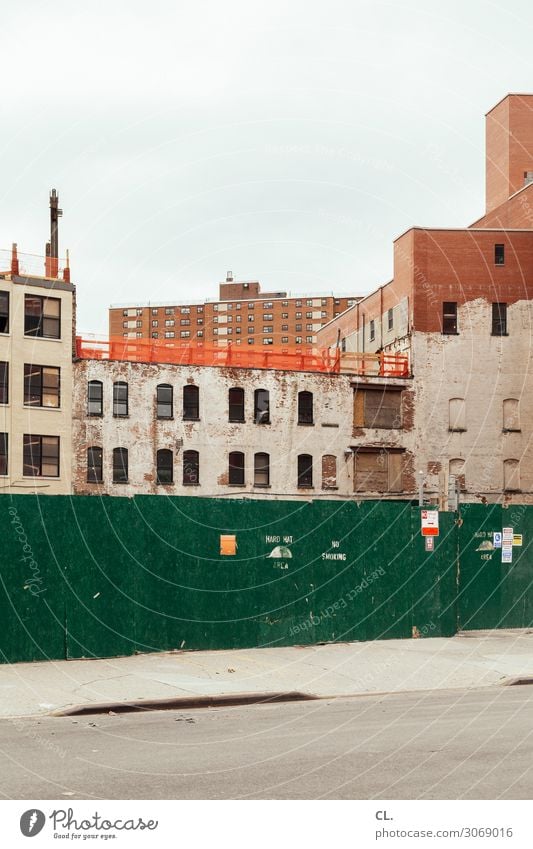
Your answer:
[298,391,314,424]
[180,319,190,326]
[0,432,7,475]
[152,332,159,339]
[263,337,273,345]
[492,302,507,335]
[295,324,302,332]
[164,331,175,338]
[282,313,288,319]
[263,314,273,321]
[181,307,190,315]
[282,336,289,343]
[152,308,158,315]
[157,384,173,419]
[449,398,466,431]
[248,338,254,344]
[87,381,103,416]
[23,434,60,477]
[0,291,9,333]
[165,308,174,315]
[136,320,142,328]
[197,330,203,338]
[295,312,302,319]
[248,315,255,322]
[306,323,313,331]
[306,311,313,319]
[254,452,269,486]
[254,389,270,424]
[152,320,158,327]
[235,327,241,334]
[180,331,190,338]
[248,327,255,334]
[197,318,204,325]
[23,364,60,408]
[503,398,520,431]
[388,308,393,331]
[248,302,255,309]
[236,315,241,322]
[165,319,175,327]
[229,451,245,485]
[197,306,204,314]
[449,458,466,492]
[156,449,173,484]
[113,382,128,417]
[354,388,402,429]
[264,302,273,309]
[87,447,103,483]
[0,362,7,404]
[112,447,128,483]
[321,310,327,318]
[306,299,313,307]
[263,326,273,333]
[183,449,199,485]
[495,244,505,265]
[297,454,313,487]
[295,300,302,307]
[295,336,302,344]
[136,309,143,316]
[504,458,520,492]
[24,295,61,339]
[321,298,327,306]
[442,302,458,334]
[282,300,288,307]
[282,324,288,331]
[322,454,337,489]
[306,336,313,343]
[354,449,402,492]
[229,387,245,422]
[183,384,199,420]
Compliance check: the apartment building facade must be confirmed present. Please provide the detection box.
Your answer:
[319,94,533,504]
[0,241,75,495]
[109,275,359,351]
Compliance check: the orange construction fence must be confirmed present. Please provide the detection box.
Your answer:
[75,337,409,377]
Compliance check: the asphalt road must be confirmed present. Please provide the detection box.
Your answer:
[2,686,533,799]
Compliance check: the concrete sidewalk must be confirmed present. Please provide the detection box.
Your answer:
[1,631,533,717]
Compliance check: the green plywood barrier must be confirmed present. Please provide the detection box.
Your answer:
[3,492,529,664]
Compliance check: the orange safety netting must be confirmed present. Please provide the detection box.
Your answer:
[75,337,409,377]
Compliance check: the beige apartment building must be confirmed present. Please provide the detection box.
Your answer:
[108,275,359,351]
[0,197,75,495]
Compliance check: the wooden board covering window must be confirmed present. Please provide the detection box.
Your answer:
[354,389,402,429]
[354,450,403,493]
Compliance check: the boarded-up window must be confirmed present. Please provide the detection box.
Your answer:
[504,459,520,492]
[322,454,337,489]
[354,450,403,492]
[353,389,402,429]
[449,458,466,491]
[449,398,466,431]
[503,398,520,431]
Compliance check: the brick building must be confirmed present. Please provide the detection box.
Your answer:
[109,274,359,351]
[319,94,533,503]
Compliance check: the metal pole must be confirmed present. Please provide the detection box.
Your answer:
[418,470,424,507]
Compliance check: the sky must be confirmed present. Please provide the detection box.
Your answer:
[2,0,533,334]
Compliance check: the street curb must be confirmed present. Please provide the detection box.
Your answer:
[51,690,319,716]
[502,676,533,687]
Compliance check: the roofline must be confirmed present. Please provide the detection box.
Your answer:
[110,292,363,310]
[485,93,533,116]
[393,224,533,243]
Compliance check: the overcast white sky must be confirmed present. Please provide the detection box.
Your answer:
[2,0,533,333]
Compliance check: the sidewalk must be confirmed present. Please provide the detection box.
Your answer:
[1,631,533,718]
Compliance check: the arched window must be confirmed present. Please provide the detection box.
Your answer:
[322,454,337,489]
[449,458,466,492]
[183,449,199,484]
[254,452,269,486]
[87,380,103,416]
[229,387,245,422]
[87,447,103,483]
[112,447,128,483]
[183,385,199,420]
[449,398,466,431]
[113,381,128,417]
[297,454,313,487]
[298,391,314,424]
[156,384,173,419]
[254,389,270,424]
[503,398,520,431]
[229,451,245,485]
[504,459,520,492]
[156,449,173,484]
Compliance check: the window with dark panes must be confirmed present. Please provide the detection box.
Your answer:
[254,452,269,486]
[254,389,270,424]
[0,291,9,333]
[156,384,173,419]
[87,380,103,416]
[442,302,458,334]
[495,244,505,265]
[183,385,199,420]
[354,388,402,429]
[354,449,402,493]
[0,433,7,475]
[492,302,507,335]
[24,365,60,407]
[87,447,103,483]
[297,454,313,487]
[229,387,245,422]
[24,295,61,339]
[297,391,313,424]
[388,308,393,330]
[113,382,128,417]
[112,447,128,483]
[183,449,199,484]
[0,362,8,404]
[156,449,173,484]
[23,434,60,477]
[229,451,245,485]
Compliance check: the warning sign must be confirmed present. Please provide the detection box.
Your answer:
[421,510,439,537]
[513,534,523,547]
